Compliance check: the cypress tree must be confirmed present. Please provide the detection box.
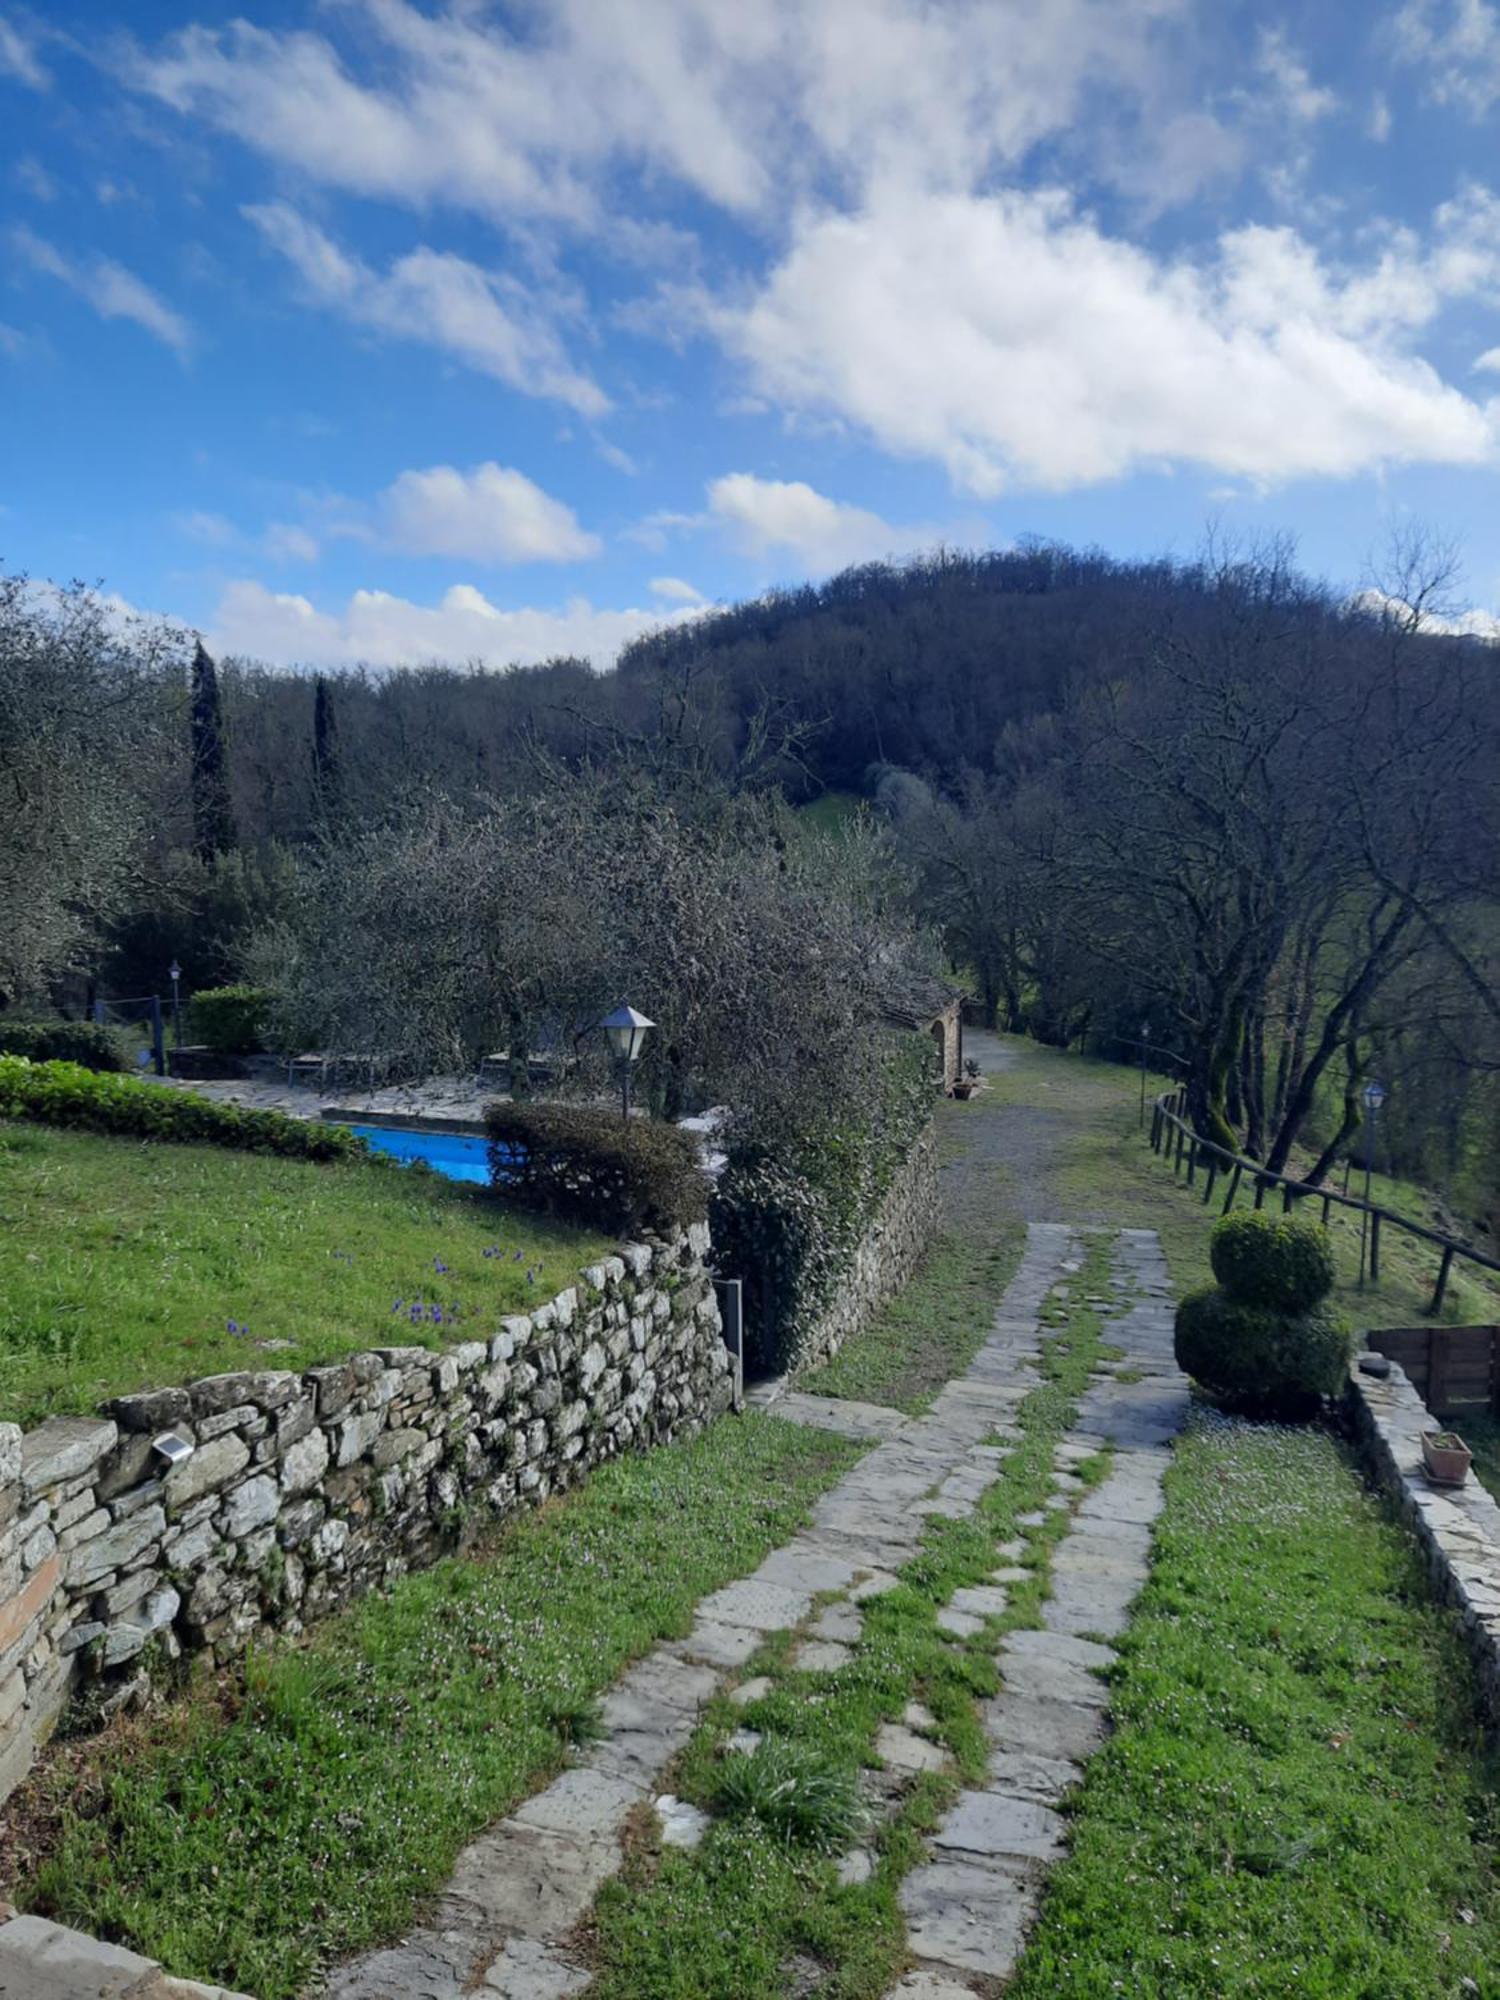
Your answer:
[189,641,236,863]
[312,673,341,821]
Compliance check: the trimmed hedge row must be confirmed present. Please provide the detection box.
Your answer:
[484,1101,708,1237]
[0,1057,366,1162]
[711,1036,937,1378]
[0,1019,131,1072]
[188,984,277,1055]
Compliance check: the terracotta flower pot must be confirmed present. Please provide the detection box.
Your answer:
[1421,1430,1472,1487]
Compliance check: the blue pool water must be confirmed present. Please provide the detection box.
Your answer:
[349,1124,491,1185]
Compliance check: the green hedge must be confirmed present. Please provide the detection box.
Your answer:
[1209,1210,1336,1311]
[0,1019,130,1072]
[712,1037,935,1378]
[1174,1288,1354,1414]
[484,1101,707,1238]
[0,1057,366,1162]
[188,985,277,1055]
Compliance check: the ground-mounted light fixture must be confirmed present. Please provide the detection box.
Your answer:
[168,959,183,1050]
[1359,1078,1389,1284]
[151,1431,195,1468]
[599,1003,654,1123]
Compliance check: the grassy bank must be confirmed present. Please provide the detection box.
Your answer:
[0,1120,612,1424]
[1010,1410,1500,1996]
[980,1037,1500,1333]
[586,1240,1113,1999]
[7,1414,862,1998]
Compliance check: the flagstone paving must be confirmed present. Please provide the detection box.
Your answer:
[892,1226,1186,1993]
[321,1223,1079,1999]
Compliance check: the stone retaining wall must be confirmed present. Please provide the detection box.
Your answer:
[0,1226,730,1806]
[1347,1354,1500,1726]
[795,1122,940,1376]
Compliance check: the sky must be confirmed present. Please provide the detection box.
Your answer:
[2,0,1500,669]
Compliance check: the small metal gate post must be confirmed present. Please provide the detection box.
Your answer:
[714,1278,744,1413]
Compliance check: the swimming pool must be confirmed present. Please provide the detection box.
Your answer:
[348,1124,491,1185]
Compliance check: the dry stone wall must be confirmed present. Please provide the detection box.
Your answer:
[0,1225,729,1806]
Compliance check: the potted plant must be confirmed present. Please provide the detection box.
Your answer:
[1421,1429,1473,1486]
[952,1058,983,1100]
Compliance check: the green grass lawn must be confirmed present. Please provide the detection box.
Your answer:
[1010,1410,1500,1998]
[0,1121,614,1426]
[8,1414,862,2000]
[978,1038,1500,1337]
[801,1228,1023,1415]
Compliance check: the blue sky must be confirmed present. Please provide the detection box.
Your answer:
[3,0,1499,666]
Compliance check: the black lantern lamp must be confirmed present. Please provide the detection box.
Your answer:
[599,1004,654,1121]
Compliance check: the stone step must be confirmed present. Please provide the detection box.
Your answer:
[0,1912,254,2000]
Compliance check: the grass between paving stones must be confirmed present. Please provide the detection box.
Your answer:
[1008,1409,1500,1999]
[5,1414,862,2000]
[0,1119,615,1425]
[583,1237,1118,2000]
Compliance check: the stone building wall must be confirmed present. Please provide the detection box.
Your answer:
[794,1122,940,1376]
[0,1226,729,1806]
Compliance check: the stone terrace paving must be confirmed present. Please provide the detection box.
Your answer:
[0,1220,1184,1998]
[315,1221,1184,1999]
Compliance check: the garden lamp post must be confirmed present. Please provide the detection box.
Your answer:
[599,1003,654,1123]
[168,960,183,1050]
[1138,1020,1151,1127]
[1359,1078,1388,1284]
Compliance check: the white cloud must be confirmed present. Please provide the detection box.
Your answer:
[209,578,700,670]
[0,15,46,88]
[650,575,705,603]
[173,509,237,546]
[718,187,1500,494]
[377,462,599,564]
[1368,92,1393,142]
[243,201,605,415]
[1477,346,1500,372]
[707,473,911,568]
[127,0,1184,226]
[263,522,320,563]
[1395,0,1500,116]
[14,155,56,201]
[1254,28,1337,123]
[11,226,191,355]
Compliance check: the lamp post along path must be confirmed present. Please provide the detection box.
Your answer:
[600,1004,654,1123]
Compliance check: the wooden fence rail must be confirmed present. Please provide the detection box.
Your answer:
[1149,1086,1500,1318]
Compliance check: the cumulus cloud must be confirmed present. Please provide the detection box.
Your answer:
[1395,0,1500,116]
[719,187,1500,494]
[243,201,605,415]
[209,578,699,670]
[11,226,190,355]
[650,575,705,602]
[707,473,911,568]
[377,462,599,564]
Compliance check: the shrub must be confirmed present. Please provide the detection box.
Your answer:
[1174,1288,1354,1414]
[712,1738,865,1851]
[188,984,277,1055]
[0,1057,366,1162]
[0,1018,130,1072]
[1209,1211,1336,1311]
[712,1036,935,1378]
[483,1101,707,1238]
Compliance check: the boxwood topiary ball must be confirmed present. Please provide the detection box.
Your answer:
[1174,1284,1354,1415]
[1209,1210,1336,1311]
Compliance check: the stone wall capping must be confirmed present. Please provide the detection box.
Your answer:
[21,1419,118,1501]
[1348,1355,1500,1727]
[0,1227,728,1810]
